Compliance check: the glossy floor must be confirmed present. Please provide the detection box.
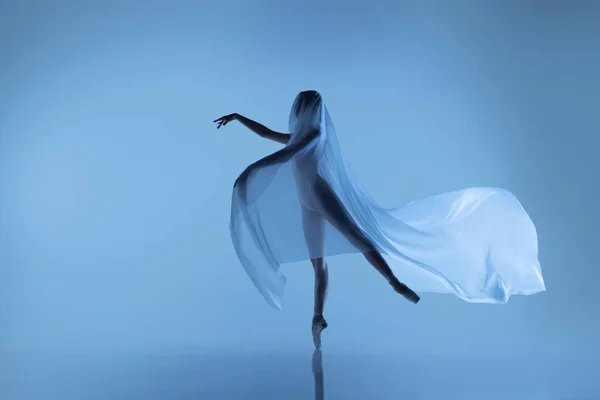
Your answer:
[2,350,597,399]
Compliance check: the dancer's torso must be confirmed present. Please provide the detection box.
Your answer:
[292,149,322,212]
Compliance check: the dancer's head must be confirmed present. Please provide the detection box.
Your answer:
[293,90,322,118]
[290,90,323,135]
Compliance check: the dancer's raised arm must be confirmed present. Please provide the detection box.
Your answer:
[234,128,320,188]
[214,113,290,145]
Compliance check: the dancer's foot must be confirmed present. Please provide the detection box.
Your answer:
[312,314,328,349]
[390,278,420,304]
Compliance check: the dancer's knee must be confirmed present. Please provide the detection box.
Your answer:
[311,257,326,270]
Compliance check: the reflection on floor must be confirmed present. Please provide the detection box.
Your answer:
[2,350,598,399]
[312,349,324,400]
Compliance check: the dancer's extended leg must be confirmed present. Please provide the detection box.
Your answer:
[314,176,420,304]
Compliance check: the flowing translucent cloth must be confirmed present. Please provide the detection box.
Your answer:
[230,93,545,310]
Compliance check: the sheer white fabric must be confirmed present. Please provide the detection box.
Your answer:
[230,91,545,309]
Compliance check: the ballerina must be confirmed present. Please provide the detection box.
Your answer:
[215,90,545,349]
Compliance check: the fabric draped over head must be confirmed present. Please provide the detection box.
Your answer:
[229,91,545,309]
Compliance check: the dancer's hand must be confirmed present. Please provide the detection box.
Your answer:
[214,113,238,129]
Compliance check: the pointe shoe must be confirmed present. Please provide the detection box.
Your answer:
[312,315,328,349]
[391,279,421,304]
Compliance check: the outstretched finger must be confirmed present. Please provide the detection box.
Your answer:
[213,117,223,123]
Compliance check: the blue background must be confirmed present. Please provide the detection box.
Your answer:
[1,0,598,398]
